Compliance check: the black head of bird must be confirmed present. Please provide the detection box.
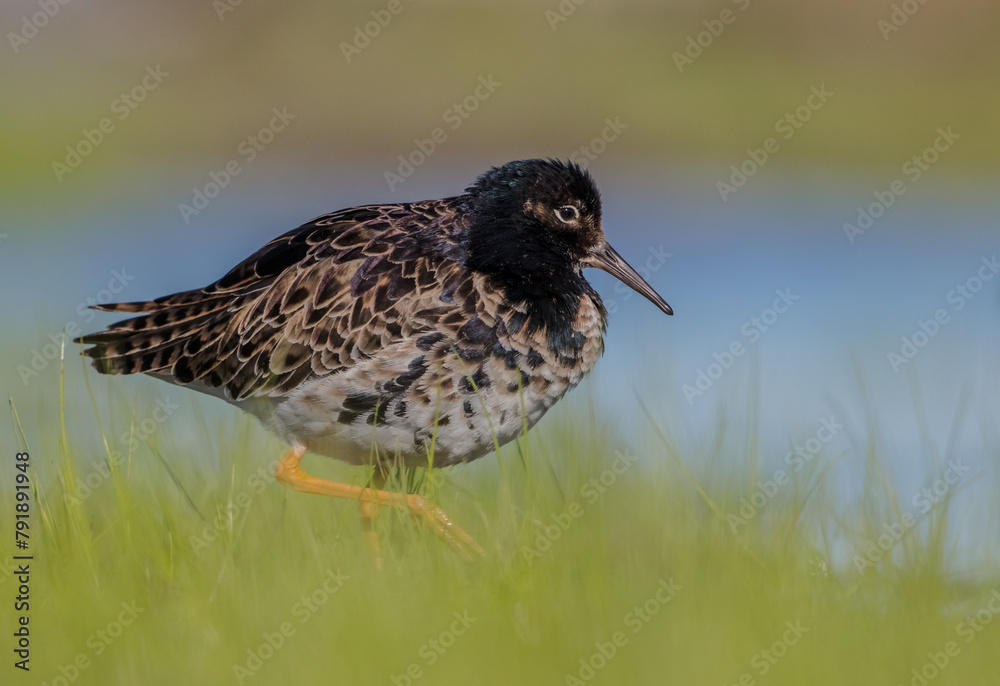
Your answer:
[462,158,673,317]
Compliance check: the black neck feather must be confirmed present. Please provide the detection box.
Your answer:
[460,205,601,351]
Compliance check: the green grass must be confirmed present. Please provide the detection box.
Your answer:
[3,362,999,686]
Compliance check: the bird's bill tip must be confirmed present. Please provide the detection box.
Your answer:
[587,242,672,316]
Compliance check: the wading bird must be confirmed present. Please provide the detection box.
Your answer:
[76,159,672,565]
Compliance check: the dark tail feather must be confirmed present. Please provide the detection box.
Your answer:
[90,289,232,314]
[73,294,233,377]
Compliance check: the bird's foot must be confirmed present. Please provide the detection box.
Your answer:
[276,447,484,563]
[402,493,485,560]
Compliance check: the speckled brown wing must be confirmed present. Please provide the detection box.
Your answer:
[74,199,482,402]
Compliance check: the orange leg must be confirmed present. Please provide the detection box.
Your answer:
[359,469,385,570]
[274,447,485,561]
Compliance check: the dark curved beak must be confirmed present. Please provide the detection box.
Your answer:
[586,241,673,316]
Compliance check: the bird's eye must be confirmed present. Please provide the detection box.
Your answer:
[555,205,580,224]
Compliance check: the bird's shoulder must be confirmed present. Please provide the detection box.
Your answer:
[188,197,493,399]
[211,198,468,295]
